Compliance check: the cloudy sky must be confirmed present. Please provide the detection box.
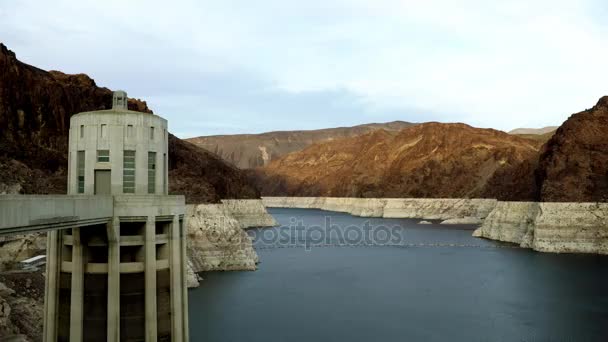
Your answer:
[1,0,607,138]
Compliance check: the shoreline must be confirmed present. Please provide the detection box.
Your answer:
[262,197,608,255]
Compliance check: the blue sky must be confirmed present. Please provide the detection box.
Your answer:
[1,0,607,138]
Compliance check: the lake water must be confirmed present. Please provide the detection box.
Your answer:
[189,208,608,341]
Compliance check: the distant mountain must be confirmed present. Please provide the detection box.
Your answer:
[509,126,558,135]
[250,123,543,200]
[186,121,415,169]
[0,43,258,202]
[537,96,608,202]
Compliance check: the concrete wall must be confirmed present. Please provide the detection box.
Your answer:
[68,110,169,196]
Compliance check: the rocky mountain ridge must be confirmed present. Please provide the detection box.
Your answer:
[508,126,558,135]
[536,96,608,202]
[186,121,414,169]
[253,96,608,203]
[252,122,543,200]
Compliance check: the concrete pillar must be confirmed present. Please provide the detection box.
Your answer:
[144,216,158,341]
[180,217,190,341]
[107,218,120,342]
[43,230,60,342]
[170,215,184,342]
[70,228,85,341]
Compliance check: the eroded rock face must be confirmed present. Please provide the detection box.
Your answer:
[537,96,608,202]
[252,123,542,201]
[472,202,539,245]
[186,203,259,272]
[168,135,259,204]
[474,202,608,254]
[186,200,275,273]
[220,199,278,228]
[0,278,43,342]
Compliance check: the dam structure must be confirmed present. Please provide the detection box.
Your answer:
[0,91,189,341]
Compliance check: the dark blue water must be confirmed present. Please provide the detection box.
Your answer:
[189,208,608,342]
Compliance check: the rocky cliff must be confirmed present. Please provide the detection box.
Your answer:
[168,135,259,203]
[473,202,608,254]
[186,200,276,273]
[253,123,543,200]
[0,273,45,342]
[186,121,414,169]
[536,96,608,202]
[0,43,259,203]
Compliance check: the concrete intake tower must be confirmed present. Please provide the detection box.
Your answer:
[43,91,188,341]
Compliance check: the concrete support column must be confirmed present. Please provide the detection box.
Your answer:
[180,217,190,341]
[107,218,120,342]
[144,216,158,342]
[43,230,61,342]
[170,215,184,342]
[70,227,85,341]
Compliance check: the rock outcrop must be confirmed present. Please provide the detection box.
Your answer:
[168,135,260,204]
[220,199,278,228]
[186,200,276,274]
[187,121,414,169]
[252,123,543,201]
[440,217,483,225]
[472,202,538,245]
[536,96,608,202]
[0,274,44,342]
[474,202,608,254]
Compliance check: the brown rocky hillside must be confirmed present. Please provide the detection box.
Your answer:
[187,121,414,169]
[0,43,258,202]
[536,96,608,202]
[251,123,543,200]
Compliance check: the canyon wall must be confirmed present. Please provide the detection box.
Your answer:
[252,123,542,201]
[186,200,277,275]
[221,199,278,228]
[474,202,608,254]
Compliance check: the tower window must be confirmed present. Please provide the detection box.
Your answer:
[77,151,85,193]
[123,151,136,194]
[127,125,133,138]
[97,150,110,163]
[101,124,107,138]
[150,127,155,140]
[148,152,156,194]
[80,125,84,138]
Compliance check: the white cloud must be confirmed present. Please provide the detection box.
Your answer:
[1,0,606,136]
